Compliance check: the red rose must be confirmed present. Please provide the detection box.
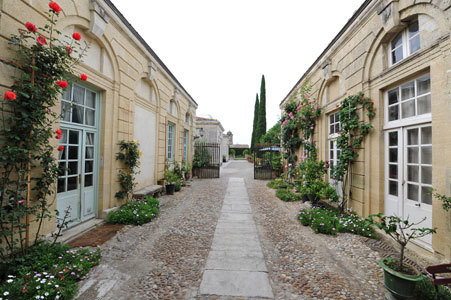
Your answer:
[65,46,72,54]
[36,36,47,45]
[25,22,37,32]
[4,91,16,100]
[55,134,62,139]
[57,81,68,89]
[49,2,62,14]
[58,145,64,152]
[56,129,62,135]
[72,32,81,41]
[80,74,88,81]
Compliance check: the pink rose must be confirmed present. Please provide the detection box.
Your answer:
[289,112,294,119]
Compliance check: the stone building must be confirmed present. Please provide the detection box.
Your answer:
[195,117,231,162]
[0,0,197,235]
[280,0,451,260]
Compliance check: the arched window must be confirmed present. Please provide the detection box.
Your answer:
[389,19,420,66]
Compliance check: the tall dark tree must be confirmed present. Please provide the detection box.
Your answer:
[256,75,266,142]
[251,93,259,150]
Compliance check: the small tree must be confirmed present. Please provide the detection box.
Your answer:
[256,75,266,142]
[250,94,259,151]
[115,140,141,201]
[367,214,436,272]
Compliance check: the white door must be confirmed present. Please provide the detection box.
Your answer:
[57,84,99,227]
[384,124,432,249]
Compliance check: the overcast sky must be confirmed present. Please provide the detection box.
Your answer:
[110,0,364,144]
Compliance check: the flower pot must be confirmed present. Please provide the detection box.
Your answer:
[379,258,422,300]
[185,172,191,180]
[165,184,175,195]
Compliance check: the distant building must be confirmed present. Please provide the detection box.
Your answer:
[195,117,231,163]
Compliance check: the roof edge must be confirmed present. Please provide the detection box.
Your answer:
[280,0,373,106]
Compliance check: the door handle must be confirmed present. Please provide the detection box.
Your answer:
[415,203,420,207]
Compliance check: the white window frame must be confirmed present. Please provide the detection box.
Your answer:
[167,122,175,161]
[389,20,420,66]
[384,74,431,130]
[328,112,341,179]
[183,130,189,166]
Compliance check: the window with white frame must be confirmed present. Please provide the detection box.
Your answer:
[328,112,341,173]
[167,122,175,161]
[390,20,420,65]
[183,130,189,166]
[386,74,430,123]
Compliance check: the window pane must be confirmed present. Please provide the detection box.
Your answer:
[73,85,85,105]
[335,123,340,133]
[330,150,334,159]
[69,131,79,144]
[389,180,398,196]
[85,160,93,173]
[68,146,78,160]
[421,187,432,205]
[330,124,334,134]
[86,91,96,108]
[389,164,398,179]
[421,127,432,145]
[58,162,66,176]
[417,75,430,95]
[72,105,84,124]
[409,35,420,54]
[68,161,78,175]
[61,102,71,122]
[57,178,66,193]
[392,47,403,64]
[421,146,432,164]
[401,82,415,100]
[407,128,419,145]
[408,184,419,201]
[417,95,431,115]
[389,132,398,146]
[408,21,419,37]
[85,174,93,187]
[389,105,399,121]
[388,89,399,105]
[61,129,68,144]
[391,32,403,49]
[330,114,334,124]
[86,147,94,159]
[402,100,415,118]
[67,176,78,191]
[408,165,419,182]
[85,109,95,126]
[408,147,418,163]
[62,84,72,101]
[389,148,398,163]
[421,166,432,184]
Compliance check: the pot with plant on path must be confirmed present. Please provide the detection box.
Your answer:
[164,168,178,195]
[367,214,436,299]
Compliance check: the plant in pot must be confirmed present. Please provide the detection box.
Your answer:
[367,214,436,299]
[183,162,192,180]
[164,169,179,195]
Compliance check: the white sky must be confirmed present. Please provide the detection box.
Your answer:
[110,0,364,144]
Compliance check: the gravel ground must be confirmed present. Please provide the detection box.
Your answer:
[77,161,387,299]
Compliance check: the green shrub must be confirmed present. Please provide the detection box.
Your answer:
[298,207,376,238]
[276,189,301,202]
[175,180,182,192]
[107,196,159,225]
[0,242,101,299]
[267,178,293,189]
[415,276,451,300]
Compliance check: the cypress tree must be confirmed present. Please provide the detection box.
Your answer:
[251,93,259,150]
[256,75,266,142]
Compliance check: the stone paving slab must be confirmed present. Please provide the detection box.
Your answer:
[199,270,274,298]
[205,250,267,271]
[199,177,273,298]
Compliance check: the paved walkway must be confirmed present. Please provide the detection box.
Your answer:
[199,177,273,298]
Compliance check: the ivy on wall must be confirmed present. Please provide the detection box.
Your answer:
[115,140,141,201]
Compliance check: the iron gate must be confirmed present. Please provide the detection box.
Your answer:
[193,142,220,178]
[254,144,282,180]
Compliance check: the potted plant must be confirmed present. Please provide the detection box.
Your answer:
[182,162,192,180]
[164,169,178,195]
[367,214,436,299]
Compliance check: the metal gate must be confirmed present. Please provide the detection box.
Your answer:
[193,142,220,178]
[254,144,282,180]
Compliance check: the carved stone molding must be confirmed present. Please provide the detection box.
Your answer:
[148,61,157,81]
[377,0,403,34]
[89,0,110,39]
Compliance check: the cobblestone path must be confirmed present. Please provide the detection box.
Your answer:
[76,161,385,299]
